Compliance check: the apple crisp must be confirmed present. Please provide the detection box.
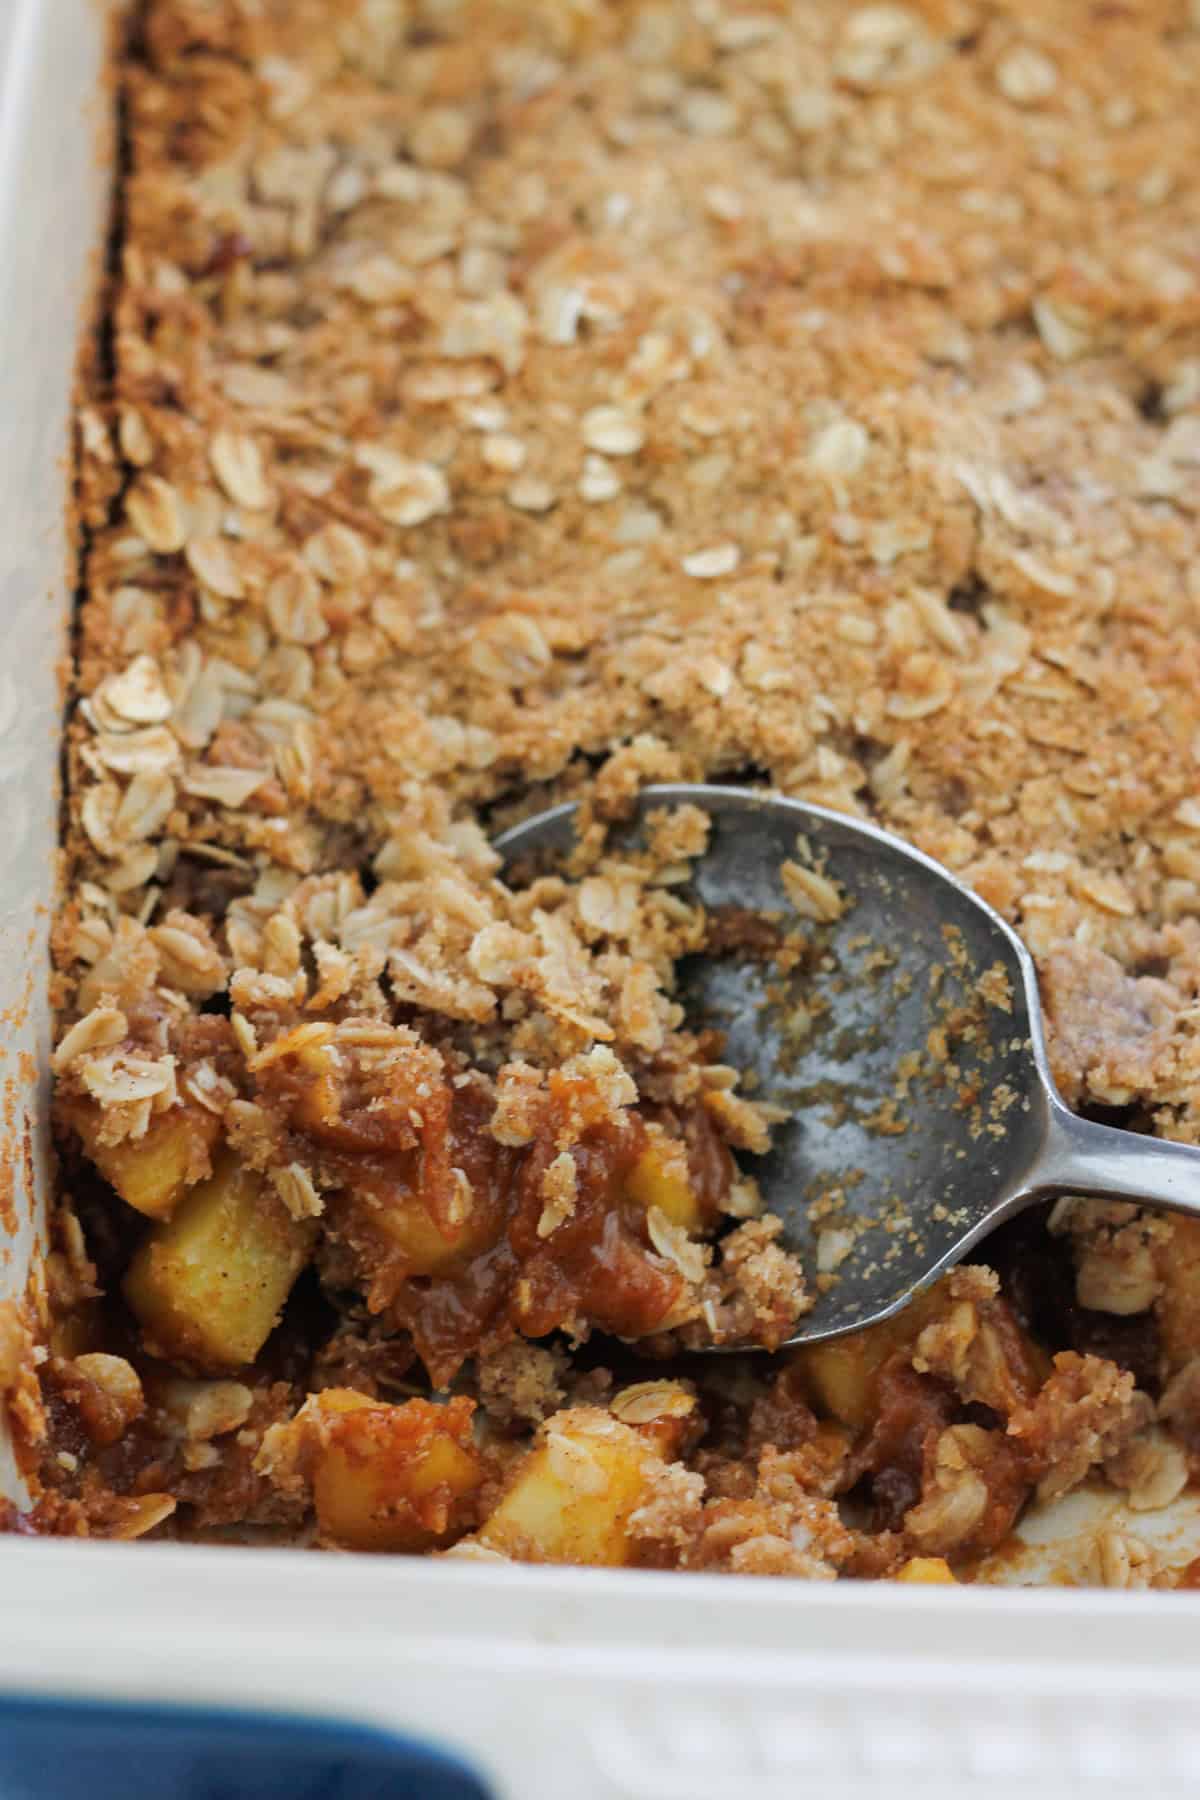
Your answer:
[8,0,1200,1581]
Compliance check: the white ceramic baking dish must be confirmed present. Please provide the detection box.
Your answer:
[5,4,1200,1794]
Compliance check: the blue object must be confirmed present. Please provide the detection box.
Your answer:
[0,1698,492,1799]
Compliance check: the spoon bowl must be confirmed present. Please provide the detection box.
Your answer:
[495,785,1200,1349]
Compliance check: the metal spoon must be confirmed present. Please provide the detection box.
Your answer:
[495,783,1200,1350]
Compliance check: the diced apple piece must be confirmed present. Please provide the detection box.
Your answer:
[368,1191,503,1278]
[896,1556,956,1583]
[124,1150,316,1370]
[69,1101,222,1220]
[475,1406,666,1567]
[793,1275,1046,1429]
[791,1324,906,1432]
[302,1391,483,1552]
[789,1287,947,1430]
[624,1129,704,1234]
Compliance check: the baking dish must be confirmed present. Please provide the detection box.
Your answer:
[5,2,1200,1793]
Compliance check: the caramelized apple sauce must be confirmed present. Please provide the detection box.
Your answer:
[256,1043,733,1383]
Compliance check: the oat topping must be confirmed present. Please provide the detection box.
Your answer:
[11,0,1200,1582]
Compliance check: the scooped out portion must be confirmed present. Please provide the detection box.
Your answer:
[52,802,809,1397]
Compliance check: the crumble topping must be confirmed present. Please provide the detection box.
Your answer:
[9,0,1200,1582]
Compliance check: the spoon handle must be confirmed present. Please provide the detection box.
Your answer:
[1028,1102,1200,1217]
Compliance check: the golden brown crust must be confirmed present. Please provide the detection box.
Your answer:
[23,0,1200,1574]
